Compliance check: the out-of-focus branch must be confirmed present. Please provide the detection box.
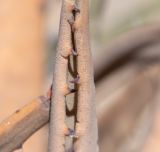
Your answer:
[142,92,160,152]
[0,96,50,152]
[98,65,160,152]
[94,24,160,81]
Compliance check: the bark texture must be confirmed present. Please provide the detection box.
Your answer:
[0,96,49,152]
[74,0,99,151]
[48,0,98,151]
[48,0,73,152]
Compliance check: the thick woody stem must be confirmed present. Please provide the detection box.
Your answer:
[48,0,74,151]
[0,96,49,152]
[73,0,99,152]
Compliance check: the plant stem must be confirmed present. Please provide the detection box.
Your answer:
[73,0,99,151]
[48,0,73,151]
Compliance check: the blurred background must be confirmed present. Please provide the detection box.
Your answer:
[0,0,160,151]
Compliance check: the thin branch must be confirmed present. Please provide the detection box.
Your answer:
[48,0,74,151]
[94,24,160,81]
[0,96,50,152]
[73,0,98,151]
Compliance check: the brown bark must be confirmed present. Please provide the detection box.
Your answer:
[0,96,49,152]
[48,0,98,151]
[73,0,98,152]
[48,0,74,151]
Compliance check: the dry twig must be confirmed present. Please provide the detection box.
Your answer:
[0,96,49,152]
